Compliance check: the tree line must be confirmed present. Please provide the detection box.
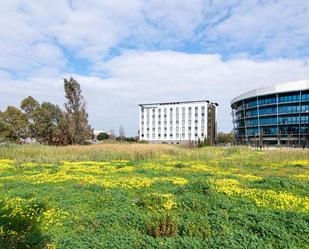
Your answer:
[0,77,93,145]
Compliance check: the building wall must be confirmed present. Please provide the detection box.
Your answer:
[232,89,309,146]
[139,101,209,143]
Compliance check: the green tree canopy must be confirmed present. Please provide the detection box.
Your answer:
[0,106,29,142]
[97,132,109,141]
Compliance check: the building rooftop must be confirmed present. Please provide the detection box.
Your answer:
[231,79,309,105]
[138,99,212,106]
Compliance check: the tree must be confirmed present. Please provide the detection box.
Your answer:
[20,96,40,139]
[217,132,236,145]
[64,77,93,144]
[32,102,63,145]
[119,125,125,142]
[0,106,28,142]
[97,132,109,141]
[109,129,116,140]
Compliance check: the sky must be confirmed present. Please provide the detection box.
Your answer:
[1,0,309,136]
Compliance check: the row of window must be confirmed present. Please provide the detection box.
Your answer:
[238,125,309,136]
[142,113,205,120]
[141,119,205,125]
[142,106,206,114]
[243,104,309,117]
[142,126,204,132]
[236,92,309,110]
[244,115,309,126]
[142,133,205,139]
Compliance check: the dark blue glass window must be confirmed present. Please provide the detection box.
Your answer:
[278,105,300,114]
[301,93,309,101]
[301,115,309,123]
[301,105,309,113]
[261,126,277,135]
[259,106,277,115]
[247,127,259,136]
[259,116,277,125]
[245,118,258,126]
[244,99,257,108]
[245,109,258,117]
[258,96,276,105]
[279,125,299,135]
[279,115,299,124]
[278,94,300,103]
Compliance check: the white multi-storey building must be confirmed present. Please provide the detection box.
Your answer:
[139,100,212,144]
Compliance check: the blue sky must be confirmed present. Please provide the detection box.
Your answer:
[1,0,309,136]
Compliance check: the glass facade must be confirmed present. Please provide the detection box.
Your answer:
[232,90,309,146]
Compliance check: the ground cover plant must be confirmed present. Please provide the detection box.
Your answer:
[0,144,308,248]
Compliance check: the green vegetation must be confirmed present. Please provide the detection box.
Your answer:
[97,132,109,141]
[0,144,308,248]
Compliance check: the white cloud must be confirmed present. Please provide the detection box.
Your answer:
[0,1,308,136]
[1,51,309,135]
[205,0,309,57]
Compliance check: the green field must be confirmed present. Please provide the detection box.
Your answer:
[0,144,308,249]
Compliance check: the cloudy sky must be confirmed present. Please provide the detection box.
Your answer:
[1,0,309,136]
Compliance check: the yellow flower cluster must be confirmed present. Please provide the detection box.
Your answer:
[0,159,14,164]
[0,197,69,230]
[0,159,14,173]
[41,208,69,230]
[213,179,309,212]
[147,193,177,211]
[290,160,309,167]
[2,166,188,189]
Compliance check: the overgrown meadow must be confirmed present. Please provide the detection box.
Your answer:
[0,144,308,248]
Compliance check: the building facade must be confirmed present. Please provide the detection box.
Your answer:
[231,80,309,146]
[139,100,217,144]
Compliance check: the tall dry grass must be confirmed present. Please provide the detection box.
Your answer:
[0,143,308,163]
[0,143,180,163]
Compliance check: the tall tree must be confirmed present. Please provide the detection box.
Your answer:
[21,96,40,139]
[119,125,125,142]
[64,77,93,144]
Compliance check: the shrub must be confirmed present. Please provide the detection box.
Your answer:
[146,213,179,238]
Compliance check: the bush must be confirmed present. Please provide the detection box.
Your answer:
[146,213,179,238]
[97,132,109,141]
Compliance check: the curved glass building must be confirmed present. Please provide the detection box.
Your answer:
[231,80,309,146]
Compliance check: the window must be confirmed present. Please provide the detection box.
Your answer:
[258,96,276,105]
[279,94,300,103]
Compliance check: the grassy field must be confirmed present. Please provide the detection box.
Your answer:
[0,144,308,249]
